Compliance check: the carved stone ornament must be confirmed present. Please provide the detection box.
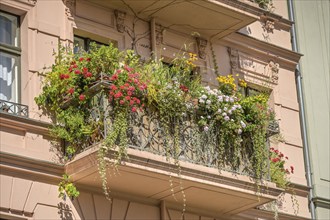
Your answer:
[28,0,37,5]
[266,60,279,83]
[63,0,75,17]
[227,47,239,70]
[262,19,275,33]
[196,37,207,59]
[114,10,126,33]
[155,24,164,45]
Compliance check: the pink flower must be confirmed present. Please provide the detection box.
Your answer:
[125,96,131,101]
[75,70,81,74]
[128,86,135,91]
[82,67,88,73]
[116,69,122,74]
[129,100,135,106]
[79,57,84,62]
[60,74,66,80]
[124,65,133,72]
[127,91,133,96]
[131,107,137,112]
[79,94,85,101]
[119,100,125,105]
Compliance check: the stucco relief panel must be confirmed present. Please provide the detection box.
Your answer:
[228,47,279,88]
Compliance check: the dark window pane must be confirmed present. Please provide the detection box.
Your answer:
[0,12,18,47]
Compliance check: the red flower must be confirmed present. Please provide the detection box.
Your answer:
[285,156,289,160]
[60,74,66,80]
[82,67,88,73]
[270,147,274,151]
[68,88,74,94]
[68,67,73,72]
[75,70,81,74]
[180,84,189,92]
[290,166,294,174]
[124,65,133,72]
[111,74,118,81]
[110,85,117,91]
[129,100,135,106]
[79,94,85,101]
[79,57,84,62]
[116,69,122,74]
[114,92,123,99]
[119,100,125,105]
[125,96,131,101]
[131,107,137,112]
[128,86,135,91]
[120,85,126,90]
[279,153,284,158]
[86,57,91,62]
[127,91,133,96]
[70,61,76,65]
[85,72,92,78]
[73,64,78,68]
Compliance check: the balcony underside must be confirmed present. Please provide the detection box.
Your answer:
[66,144,283,218]
[87,0,257,39]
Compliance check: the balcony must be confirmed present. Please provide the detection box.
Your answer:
[0,99,29,118]
[73,0,258,39]
[62,79,282,217]
[35,47,284,217]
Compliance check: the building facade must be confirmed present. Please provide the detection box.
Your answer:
[293,0,330,219]
[0,0,314,219]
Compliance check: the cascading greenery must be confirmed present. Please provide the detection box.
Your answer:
[35,43,288,199]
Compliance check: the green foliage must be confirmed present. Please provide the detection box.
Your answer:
[36,43,288,200]
[58,174,80,200]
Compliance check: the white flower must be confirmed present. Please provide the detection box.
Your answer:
[222,112,227,116]
[206,100,211,105]
[238,129,242,134]
[218,96,223,102]
[231,106,237,111]
[240,121,246,128]
[225,96,230,102]
[207,115,211,119]
[201,94,207,99]
[229,97,234,103]
[217,109,222,113]
[201,116,204,119]
[237,104,241,109]
[204,126,209,132]
[231,119,234,122]
[199,99,205,103]
[205,86,211,91]
[228,110,232,114]
[224,116,230,121]
[223,107,228,111]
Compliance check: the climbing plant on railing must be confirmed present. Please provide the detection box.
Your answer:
[35,43,289,200]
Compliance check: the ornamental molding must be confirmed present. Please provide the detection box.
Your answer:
[262,18,275,33]
[227,47,239,70]
[266,60,279,84]
[28,0,37,5]
[155,23,164,45]
[196,37,207,59]
[114,10,126,33]
[63,0,75,17]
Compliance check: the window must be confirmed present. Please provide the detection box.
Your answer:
[74,35,107,53]
[0,11,20,103]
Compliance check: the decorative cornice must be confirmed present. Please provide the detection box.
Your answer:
[221,32,302,71]
[0,151,63,182]
[114,10,126,33]
[0,112,51,136]
[63,0,75,18]
[196,37,208,59]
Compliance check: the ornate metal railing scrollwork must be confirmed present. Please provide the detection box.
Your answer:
[0,99,29,118]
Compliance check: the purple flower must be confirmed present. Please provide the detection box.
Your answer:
[224,116,230,121]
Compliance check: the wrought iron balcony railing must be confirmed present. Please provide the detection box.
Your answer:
[0,99,29,118]
[61,79,277,178]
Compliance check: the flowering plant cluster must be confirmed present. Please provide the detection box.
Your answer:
[109,66,147,113]
[269,147,294,188]
[36,43,282,198]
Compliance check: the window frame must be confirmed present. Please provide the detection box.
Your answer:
[0,10,21,103]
